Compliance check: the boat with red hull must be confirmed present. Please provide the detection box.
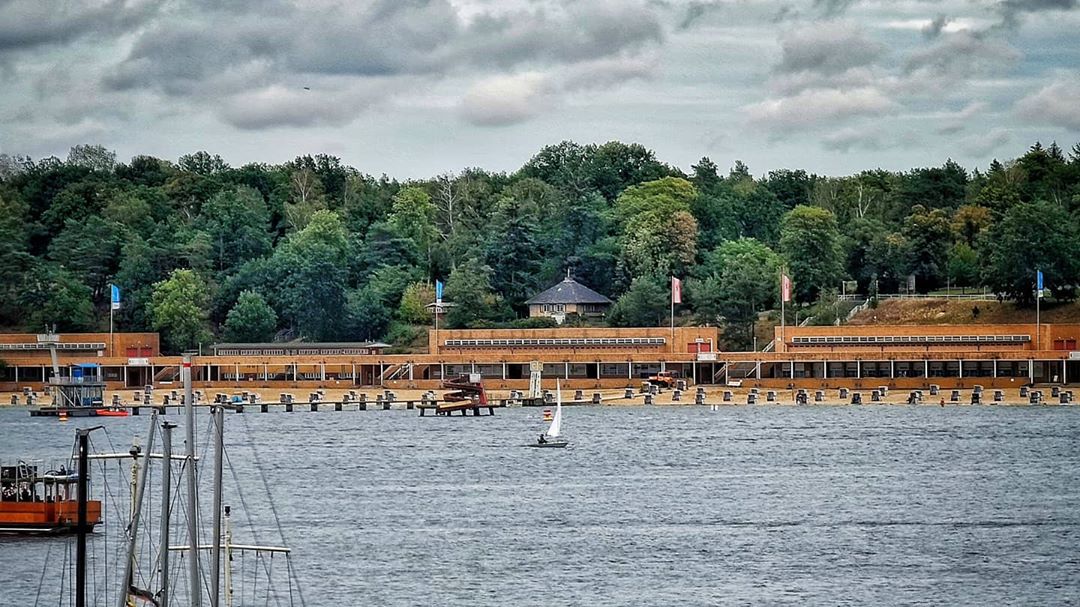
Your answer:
[0,463,102,534]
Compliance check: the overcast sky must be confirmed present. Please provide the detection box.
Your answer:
[1,0,1078,178]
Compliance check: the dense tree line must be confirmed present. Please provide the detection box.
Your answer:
[1,141,1079,353]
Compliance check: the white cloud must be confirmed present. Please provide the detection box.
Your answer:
[744,87,896,129]
[218,85,377,130]
[459,73,552,127]
[1015,75,1080,130]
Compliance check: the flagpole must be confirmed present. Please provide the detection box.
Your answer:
[109,284,115,357]
[780,268,786,352]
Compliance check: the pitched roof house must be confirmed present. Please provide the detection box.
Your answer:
[524,276,612,324]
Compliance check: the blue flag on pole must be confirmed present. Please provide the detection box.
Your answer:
[1037,270,1044,297]
[435,280,443,304]
[111,284,121,310]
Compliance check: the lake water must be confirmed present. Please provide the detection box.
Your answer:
[2,404,1079,606]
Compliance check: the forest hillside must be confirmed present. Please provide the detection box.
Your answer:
[1,141,1078,353]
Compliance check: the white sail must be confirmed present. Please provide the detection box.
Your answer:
[547,380,563,438]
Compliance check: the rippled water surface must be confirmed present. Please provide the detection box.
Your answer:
[2,404,1079,606]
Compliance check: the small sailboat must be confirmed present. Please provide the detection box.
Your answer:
[529,381,568,448]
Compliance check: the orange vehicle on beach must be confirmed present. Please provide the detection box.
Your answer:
[0,463,102,534]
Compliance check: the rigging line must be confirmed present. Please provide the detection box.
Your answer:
[238,413,307,607]
[263,553,274,607]
[223,435,289,594]
[286,555,296,607]
[223,442,264,546]
[57,535,68,607]
[264,552,283,607]
[32,530,56,607]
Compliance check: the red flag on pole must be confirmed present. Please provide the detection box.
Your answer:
[671,277,682,304]
[781,273,792,303]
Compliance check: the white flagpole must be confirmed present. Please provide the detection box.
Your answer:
[109,284,115,357]
[780,269,786,352]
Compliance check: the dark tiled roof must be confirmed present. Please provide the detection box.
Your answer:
[525,277,613,305]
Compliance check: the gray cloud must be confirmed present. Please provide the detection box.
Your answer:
[97,0,664,132]
[776,22,886,76]
[1015,76,1080,130]
[922,15,950,38]
[813,0,859,18]
[904,31,1021,78]
[0,0,163,53]
[960,127,1012,156]
[821,127,884,152]
[998,0,1078,28]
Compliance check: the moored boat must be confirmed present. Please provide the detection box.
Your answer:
[0,461,102,534]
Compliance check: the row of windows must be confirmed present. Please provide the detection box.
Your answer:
[0,343,105,350]
[443,338,666,348]
[791,335,1030,345]
[214,348,377,356]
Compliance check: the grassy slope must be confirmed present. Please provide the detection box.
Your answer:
[847,299,1080,325]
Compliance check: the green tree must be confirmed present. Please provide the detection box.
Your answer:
[387,186,439,259]
[778,205,843,302]
[983,201,1080,304]
[689,238,780,347]
[607,276,668,327]
[47,216,124,301]
[485,198,542,309]
[222,291,277,342]
[0,193,33,323]
[902,204,953,292]
[149,269,213,353]
[397,282,434,324]
[67,144,116,173]
[444,258,509,328]
[946,243,979,292]
[19,264,95,331]
[199,186,272,271]
[344,286,392,340]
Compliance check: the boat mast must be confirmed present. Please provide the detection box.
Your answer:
[75,428,90,607]
[118,410,158,607]
[160,421,176,607]
[210,406,224,607]
[223,506,233,607]
[183,352,202,607]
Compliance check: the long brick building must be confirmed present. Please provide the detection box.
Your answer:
[1,323,1077,391]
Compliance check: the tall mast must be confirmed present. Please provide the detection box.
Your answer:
[160,421,176,607]
[183,353,202,607]
[210,406,224,607]
[75,428,89,607]
[118,411,158,607]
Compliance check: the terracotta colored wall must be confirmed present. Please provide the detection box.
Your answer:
[429,326,720,354]
[774,324,1080,353]
[0,333,160,359]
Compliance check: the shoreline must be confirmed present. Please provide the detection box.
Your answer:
[1,386,1070,410]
